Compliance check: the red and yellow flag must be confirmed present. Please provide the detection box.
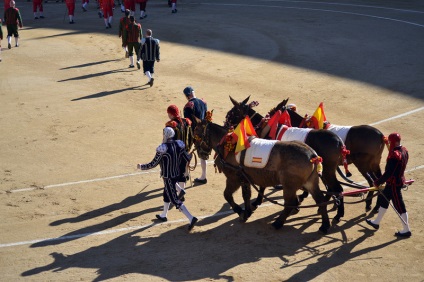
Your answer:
[309,102,327,129]
[233,116,257,153]
[268,110,292,139]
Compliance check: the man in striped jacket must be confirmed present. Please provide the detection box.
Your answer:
[139,29,160,87]
[137,127,198,231]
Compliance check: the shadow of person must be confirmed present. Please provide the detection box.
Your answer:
[21,214,323,281]
[21,199,399,281]
[284,213,399,281]
[31,186,164,247]
[50,186,161,226]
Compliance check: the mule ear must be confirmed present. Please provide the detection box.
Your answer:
[282,98,289,107]
[229,95,239,106]
[241,95,250,105]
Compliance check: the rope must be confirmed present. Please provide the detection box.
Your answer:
[188,149,197,171]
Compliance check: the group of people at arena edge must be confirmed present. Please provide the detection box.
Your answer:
[137,86,207,231]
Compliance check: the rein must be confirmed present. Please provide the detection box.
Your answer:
[188,148,198,171]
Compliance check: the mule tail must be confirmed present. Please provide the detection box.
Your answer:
[310,156,323,177]
[340,145,352,177]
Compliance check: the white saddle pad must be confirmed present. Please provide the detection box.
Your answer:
[328,124,351,143]
[235,138,277,168]
[277,126,312,142]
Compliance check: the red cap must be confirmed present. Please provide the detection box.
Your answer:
[388,133,401,143]
[167,105,180,117]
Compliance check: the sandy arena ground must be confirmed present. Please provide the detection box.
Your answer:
[1,0,424,281]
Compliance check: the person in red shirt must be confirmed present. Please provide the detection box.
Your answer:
[366,133,411,238]
[135,0,147,19]
[124,0,135,16]
[81,0,89,11]
[4,0,23,48]
[3,0,11,16]
[170,0,177,13]
[32,0,44,19]
[65,0,76,24]
[101,0,114,29]
[0,19,3,61]
[123,16,142,68]
[118,9,130,58]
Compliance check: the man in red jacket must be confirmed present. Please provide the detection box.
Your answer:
[366,133,411,238]
[135,0,147,19]
[118,9,130,58]
[32,0,44,19]
[101,0,114,29]
[65,0,76,24]
[0,19,3,61]
[123,16,142,68]
[4,0,23,48]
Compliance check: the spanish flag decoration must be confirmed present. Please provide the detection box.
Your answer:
[233,116,258,154]
[309,102,327,129]
[268,110,292,139]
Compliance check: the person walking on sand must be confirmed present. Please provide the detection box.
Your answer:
[137,127,198,231]
[139,28,159,87]
[32,0,45,19]
[366,133,411,238]
[165,104,194,196]
[123,15,142,68]
[4,0,23,48]
[0,19,3,61]
[101,0,114,29]
[65,0,76,24]
[118,9,130,58]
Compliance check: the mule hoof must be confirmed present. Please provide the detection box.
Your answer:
[290,208,300,216]
[251,202,260,211]
[272,220,283,230]
[365,205,372,212]
[234,206,243,216]
[319,226,329,234]
[329,205,338,212]
[332,217,340,226]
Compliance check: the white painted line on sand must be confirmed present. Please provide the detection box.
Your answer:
[6,106,423,194]
[0,209,240,248]
[0,165,422,249]
[370,107,424,126]
[7,161,216,193]
[200,3,424,28]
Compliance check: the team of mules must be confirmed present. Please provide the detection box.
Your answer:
[224,96,350,224]
[224,96,386,212]
[284,102,386,212]
[192,116,331,233]
[191,97,387,234]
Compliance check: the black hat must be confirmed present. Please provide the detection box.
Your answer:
[183,86,194,96]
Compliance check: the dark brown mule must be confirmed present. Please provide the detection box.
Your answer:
[193,117,331,233]
[225,96,347,223]
[282,102,385,212]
